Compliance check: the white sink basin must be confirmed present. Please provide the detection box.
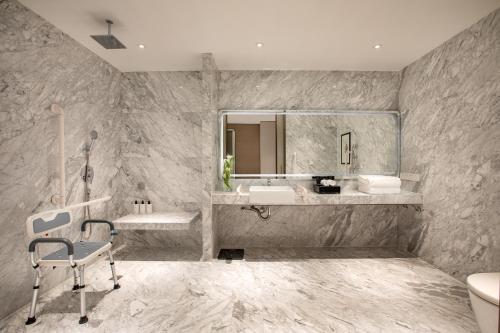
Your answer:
[249,186,295,204]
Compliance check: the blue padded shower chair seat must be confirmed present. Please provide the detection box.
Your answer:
[41,241,111,264]
[25,209,120,325]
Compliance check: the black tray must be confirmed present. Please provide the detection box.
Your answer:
[313,184,341,194]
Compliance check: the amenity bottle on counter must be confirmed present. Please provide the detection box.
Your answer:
[133,200,140,214]
[145,200,153,214]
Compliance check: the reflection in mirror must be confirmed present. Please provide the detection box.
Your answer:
[224,114,285,174]
[220,111,399,178]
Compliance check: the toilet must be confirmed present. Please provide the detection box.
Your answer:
[467,272,499,333]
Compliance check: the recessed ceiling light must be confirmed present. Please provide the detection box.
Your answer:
[374,44,382,49]
[138,44,145,49]
[256,42,264,48]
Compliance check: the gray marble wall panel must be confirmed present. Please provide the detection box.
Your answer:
[217,71,401,181]
[0,0,121,319]
[398,8,500,281]
[218,71,401,110]
[119,72,203,213]
[214,71,402,254]
[118,72,204,249]
[215,205,399,249]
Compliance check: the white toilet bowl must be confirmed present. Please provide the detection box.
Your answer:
[467,272,499,333]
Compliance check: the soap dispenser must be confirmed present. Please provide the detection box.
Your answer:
[133,200,140,214]
[145,200,153,214]
[139,200,145,214]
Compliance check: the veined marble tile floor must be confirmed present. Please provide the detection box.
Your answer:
[0,248,478,333]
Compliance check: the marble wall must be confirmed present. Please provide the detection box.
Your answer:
[115,57,220,254]
[117,71,204,249]
[215,205,400,249]
[115,55,221,255]
[119,72,203,213]
[217,71,401,179]
[218,71,401,110]
[0,0,121,319]
[398,8,500,281]
[214,71,402,253]
[118,70,403,256]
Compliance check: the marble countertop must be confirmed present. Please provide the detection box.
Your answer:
[212,187,422,206]
[113,212,200,230]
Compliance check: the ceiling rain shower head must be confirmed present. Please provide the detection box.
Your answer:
[91,19,126,49]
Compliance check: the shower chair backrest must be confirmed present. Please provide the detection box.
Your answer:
[26,209,73,240]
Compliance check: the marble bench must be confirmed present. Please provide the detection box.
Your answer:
[113,212,200,231]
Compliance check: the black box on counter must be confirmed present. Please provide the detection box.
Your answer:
[313,184,341,194]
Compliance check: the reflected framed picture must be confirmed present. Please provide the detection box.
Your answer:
[340,132,351,165]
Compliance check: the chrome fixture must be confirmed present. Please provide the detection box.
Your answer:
[241,205,271,221]
[91,19,126,49]
[81,130,98,237]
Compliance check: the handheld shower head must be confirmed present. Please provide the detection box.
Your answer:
[87,130,98,152]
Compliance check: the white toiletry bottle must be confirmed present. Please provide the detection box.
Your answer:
[133,200,140,214]
[139,200,145,214]
[146,200,153,214]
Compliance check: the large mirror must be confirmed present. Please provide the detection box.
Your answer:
[219,110,400,178]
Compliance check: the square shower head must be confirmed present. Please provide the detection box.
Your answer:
[90,34,126,49]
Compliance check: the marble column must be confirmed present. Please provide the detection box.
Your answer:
[201,53,220,259]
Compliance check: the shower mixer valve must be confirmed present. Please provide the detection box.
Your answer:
[80,165,94,184]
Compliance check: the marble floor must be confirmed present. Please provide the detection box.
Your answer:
[0,247,479,333]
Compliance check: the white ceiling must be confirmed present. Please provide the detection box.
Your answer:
[19,0,500,72]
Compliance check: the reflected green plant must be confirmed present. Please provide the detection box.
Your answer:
[223,155,234,191]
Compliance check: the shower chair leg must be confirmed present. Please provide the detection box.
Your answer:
[25,267,41,325]
[78,266,88,324]
[108,250,120,290]
[72,268,80,291]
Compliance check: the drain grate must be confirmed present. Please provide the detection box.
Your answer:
[217,249,244,260]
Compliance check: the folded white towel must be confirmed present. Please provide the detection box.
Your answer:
[320,179,336,187]
[358,175,401,188]
[358,184,401,194]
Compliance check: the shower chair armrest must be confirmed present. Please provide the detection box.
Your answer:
[28,238,76,267]
[80,219,118,242]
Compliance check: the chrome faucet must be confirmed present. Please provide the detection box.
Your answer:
[267,179,272,186]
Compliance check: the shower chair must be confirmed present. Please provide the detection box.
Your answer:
[25,209,120,325]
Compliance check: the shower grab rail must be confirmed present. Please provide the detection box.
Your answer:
[26,196,112,227]
[63,196,111,210]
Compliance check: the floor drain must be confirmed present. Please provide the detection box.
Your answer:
[217,249,244,261]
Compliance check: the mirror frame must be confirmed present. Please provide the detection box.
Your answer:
[218,110,401,179]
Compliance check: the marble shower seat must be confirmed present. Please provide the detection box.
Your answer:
[113,212,200,231]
